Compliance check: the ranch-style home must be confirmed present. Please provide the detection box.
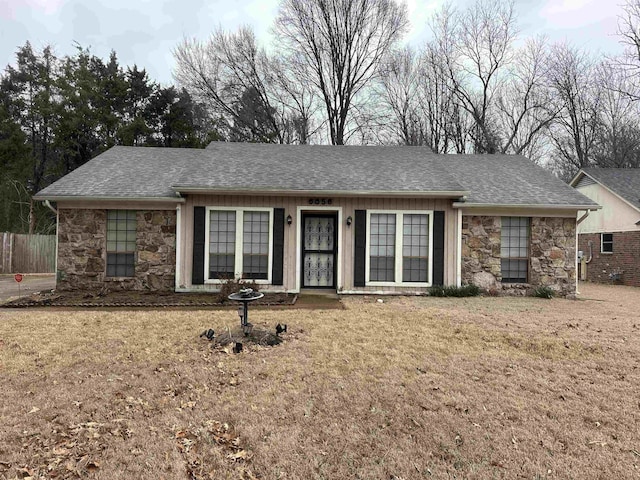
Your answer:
[34,142,599,297]
[570,168,640,287]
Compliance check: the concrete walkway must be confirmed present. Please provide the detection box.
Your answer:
[0,274,55,304]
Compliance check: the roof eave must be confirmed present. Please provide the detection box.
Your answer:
[172,186,469,198]
[33,195,185,203]
[569,169,588,187]
[570,170,640,214]
[452,202,602,210]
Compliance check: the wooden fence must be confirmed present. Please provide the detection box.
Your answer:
[0,232,56,274]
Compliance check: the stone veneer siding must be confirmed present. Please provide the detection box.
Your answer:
[578,231,640,287]
[57,209,176,291]
[461,216,577,297]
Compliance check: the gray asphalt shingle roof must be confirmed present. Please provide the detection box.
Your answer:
[579,168,640,211]
[34,143,598,208]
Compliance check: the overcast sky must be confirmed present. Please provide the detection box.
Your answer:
[0,0,627,85]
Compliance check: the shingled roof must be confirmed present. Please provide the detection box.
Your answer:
[34,142,598,209]
[572,168,640,211]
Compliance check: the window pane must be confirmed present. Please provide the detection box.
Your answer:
[602,234,613,253]
[402,214,429,283]
[242,211,269,280]
[106,211,137,277]
[370,214,396,282]
[209,211,236,279]
[500,217,529,283]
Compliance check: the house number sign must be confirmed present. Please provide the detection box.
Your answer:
[308,198,333,205]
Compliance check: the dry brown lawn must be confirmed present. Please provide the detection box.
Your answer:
[1,283,639,479]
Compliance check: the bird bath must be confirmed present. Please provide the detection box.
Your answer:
[228,287,264,335]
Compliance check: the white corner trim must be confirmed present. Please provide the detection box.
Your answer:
[175,204,182,291]
[456,208,462,287]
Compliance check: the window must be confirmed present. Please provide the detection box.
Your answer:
[209,211,236,279]
[369,213,396,281]
[601,233,613,253]
[106,210,136,277]
[242,211,270,279]
[366,211,432,285]
[500,217,529,283]
[206,208,272,282]
[403,214,429,283]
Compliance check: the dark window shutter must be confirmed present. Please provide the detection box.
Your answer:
[354,210,367,287]
[433,211,445,286]
[192,206,205,285]
[272,208,285,285]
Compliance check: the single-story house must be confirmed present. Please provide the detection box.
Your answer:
[34,142,600,297]
[570,168,640,287]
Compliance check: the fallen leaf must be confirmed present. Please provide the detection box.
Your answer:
[28,407,40,414]
[227,450,248,461]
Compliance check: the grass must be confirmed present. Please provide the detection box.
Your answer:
[0,283,639,479]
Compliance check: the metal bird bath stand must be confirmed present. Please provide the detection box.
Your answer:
[228,288,264,335]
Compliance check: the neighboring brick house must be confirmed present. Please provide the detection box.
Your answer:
[34,142,599,297]
[570,168,640,287]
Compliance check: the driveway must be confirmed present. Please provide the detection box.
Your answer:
[0,274,55,303]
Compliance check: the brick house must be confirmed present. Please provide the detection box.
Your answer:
[34,142,599,297]
[570,168,640,287]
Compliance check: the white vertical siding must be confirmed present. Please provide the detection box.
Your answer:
[179,195,458,293]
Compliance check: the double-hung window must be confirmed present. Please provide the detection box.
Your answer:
[366,211,432,286]
[106,210,137,277]
[206,208,272,282]
[601,233,613,253]
[500,217,529,283]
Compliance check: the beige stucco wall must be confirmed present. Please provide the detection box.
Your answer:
[177,194,459,293]
[575,184,640,234]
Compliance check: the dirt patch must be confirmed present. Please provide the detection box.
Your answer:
[0,283,639,479]
[211,325,284,349]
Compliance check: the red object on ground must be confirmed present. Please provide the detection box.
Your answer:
[14,273,23,283]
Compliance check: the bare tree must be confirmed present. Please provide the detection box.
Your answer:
[275,0,408,145]
[432,0,518,153]
[419,40,475,154]
[268,53,322,144]
[592,62,640,167]
[546,44,602,179]
[377,47,425,146]
[616,0,640,99]
[173,27,287,143]
[495,37,559,161]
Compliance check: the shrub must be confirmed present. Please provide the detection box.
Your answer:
[429,284,481,297]
[217,276,260,302]
[532,286,555,299]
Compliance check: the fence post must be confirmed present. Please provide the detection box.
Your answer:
[0,232,6,273]
[9,232,14,274]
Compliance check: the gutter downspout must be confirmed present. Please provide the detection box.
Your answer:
[175,204,182,291]
[43,200,59,281]
[575,210,591,295]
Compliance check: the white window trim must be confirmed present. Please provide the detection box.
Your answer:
[204,207,274,284]
[601,233,613,254]
[365,210,433,287]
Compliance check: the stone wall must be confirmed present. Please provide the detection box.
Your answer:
[57,208,176,291]
[462,216,577,297]
[578,231,640,287]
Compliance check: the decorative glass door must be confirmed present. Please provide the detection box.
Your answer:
[302,214,337,288]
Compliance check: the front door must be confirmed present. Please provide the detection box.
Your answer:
[302,214,337,288]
